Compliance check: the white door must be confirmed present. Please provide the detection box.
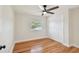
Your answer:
[0,6,14,53]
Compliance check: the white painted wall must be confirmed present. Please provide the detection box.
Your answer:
[63,8,69,46]
[48,8,69,46]
[48,7,79,47]
[48,13,64,43]
[0,6,3,46]
[15,13,47,42]
[0,6,15,52]
[69,7,79,47]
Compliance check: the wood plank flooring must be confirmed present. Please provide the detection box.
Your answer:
[13,38,79,53]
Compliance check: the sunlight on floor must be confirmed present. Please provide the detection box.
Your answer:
[30,44,43,53]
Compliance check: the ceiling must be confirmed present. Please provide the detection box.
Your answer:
[12,5,79,16]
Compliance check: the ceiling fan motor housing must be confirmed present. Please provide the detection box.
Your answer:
[43,5,47,8]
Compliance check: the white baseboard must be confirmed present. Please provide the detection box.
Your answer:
[15,36,48,43]
[15,36,73,48]
[67,43,79,48]
[49,36,70,47]
[62,43,70,47]
[72,44,79,48]
[10,41,15,52]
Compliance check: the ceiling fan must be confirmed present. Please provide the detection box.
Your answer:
[39,5,59,16]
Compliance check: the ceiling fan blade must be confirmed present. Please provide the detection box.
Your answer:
[47,6,59,11]
[47,12,54,14]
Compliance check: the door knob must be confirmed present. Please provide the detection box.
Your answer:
[0,45,6,50]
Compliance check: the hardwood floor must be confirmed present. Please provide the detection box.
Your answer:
[13,38,79,53]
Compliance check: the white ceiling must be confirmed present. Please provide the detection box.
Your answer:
[12,5,79,16]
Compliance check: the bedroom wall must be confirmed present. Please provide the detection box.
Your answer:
[0,6,3,42]
[0,6,15,52]
[69,7,79,47]
[15,13,47,42]
[48,8,69,46]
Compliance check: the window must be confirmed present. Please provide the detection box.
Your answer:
[32,20,42,31]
